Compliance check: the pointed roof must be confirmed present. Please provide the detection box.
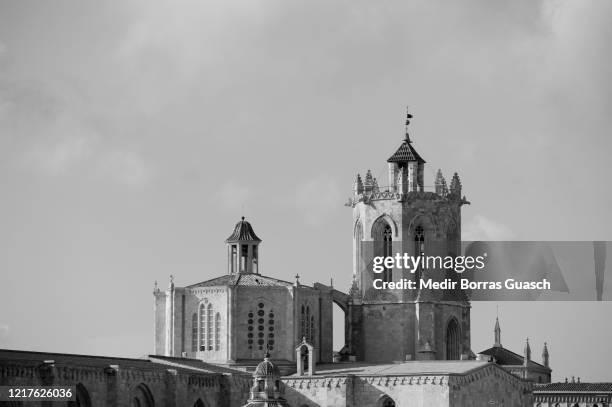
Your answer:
[187,273,294,288]
[388,109,425,163]
[494,316,501,347]
[226,217,261,243]
[524,338,531,358]
[387,138,426,163]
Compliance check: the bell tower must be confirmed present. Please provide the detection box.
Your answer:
[346,109,471,363]
[226,217,261,274]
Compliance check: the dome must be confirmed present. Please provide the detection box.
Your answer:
[253,355,280,378]
[226,217,262,243]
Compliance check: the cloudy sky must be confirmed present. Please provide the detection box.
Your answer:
[0,0,611,381]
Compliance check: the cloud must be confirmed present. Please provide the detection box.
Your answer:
[22,134,96,175]
[97,150,151,186]
[463,215,516,241]
[294,176,342,226]
[0,77,153,186]
[215,180,252,211]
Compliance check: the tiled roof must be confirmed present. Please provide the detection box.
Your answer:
[233,274,293,287]
[187,273,294,288]
[387,139,425,163]
[479,346,549,370]
[291,360,491,377]
[188,275,233,287]
[535,382,612,392]
[226,217,261,242]
[0,348,154,369]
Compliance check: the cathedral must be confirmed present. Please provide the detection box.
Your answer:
[3,112,609,406]
[153,111,472,369]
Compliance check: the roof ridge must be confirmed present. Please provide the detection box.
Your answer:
[0,348,149,362]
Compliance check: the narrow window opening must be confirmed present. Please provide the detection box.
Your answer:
[414,226,425,282]
[383,224,393,283]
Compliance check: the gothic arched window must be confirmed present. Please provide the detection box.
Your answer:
[310,315,315,343]
[199,303,206,351]
[207,303,213,350]
[191,313,198,352]
[446,318,461,360]
[383,224,393,283]
[414,226,425,281]
[372,217,393,274]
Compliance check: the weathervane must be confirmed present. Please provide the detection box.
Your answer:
[405,106,413,143]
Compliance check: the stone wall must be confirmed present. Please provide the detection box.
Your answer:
[156,281,337,366]
[0,354,251,407]
[282,364,532,407]
[232,285,294,362]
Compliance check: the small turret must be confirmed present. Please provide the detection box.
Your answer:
[372,176,380,193]
[354,173,364,195]
[435,169,448,197]
[226,217,262,275]
[523,338,531,367]
[542,342,549,368]
[364,170,374,193]
[387,109,426,193]
[243,352,289,407]
[449,172,462,198]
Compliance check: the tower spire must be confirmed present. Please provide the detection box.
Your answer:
[523,338,531,366]
[494,313,501,347]
[542,342,550,368]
